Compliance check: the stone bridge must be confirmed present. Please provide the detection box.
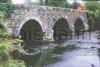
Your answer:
[1,4,91,46]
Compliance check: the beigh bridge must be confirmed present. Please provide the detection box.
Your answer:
[0,4,94,46]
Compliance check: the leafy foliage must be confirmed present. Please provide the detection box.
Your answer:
[0,0,14,22]
[85,1,100,17]
[85,1,100,11]
[0,3,15,18]
[0,0,10,3]
[70,1,80,9]
[0,29,26,67]
[0,11,5,23]
[0,0,26,66]
[44,0,81,9]
[45,0,67,7]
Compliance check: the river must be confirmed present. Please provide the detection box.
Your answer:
[21,31,100,67]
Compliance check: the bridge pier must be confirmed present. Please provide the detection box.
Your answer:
[43,29,54,41]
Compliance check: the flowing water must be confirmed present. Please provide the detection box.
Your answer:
[21,31,100,67]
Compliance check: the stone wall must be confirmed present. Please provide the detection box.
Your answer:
[3,4,89,40]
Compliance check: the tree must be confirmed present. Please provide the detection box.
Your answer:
[0,11,5,23]
[0,1,26,66]
[0,0,15,18]
[65,2,71,8]
[85,1,100,30]
[70,1,80,9]
[39,0,45,5]
[85,1,100,11]
[0,0,10,3]
[85,1,100,17]
[45,0,67,7]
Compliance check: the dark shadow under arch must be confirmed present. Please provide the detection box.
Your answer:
[74,18,85,35]
[88,17,95,31]
[20,19,43,49]
[53,18,72,41]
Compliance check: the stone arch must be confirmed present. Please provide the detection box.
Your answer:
[16,17,44,37]
[20,19,43,48]
[52,18,72,41]
[74,18,85,35]
[88,17,95,31]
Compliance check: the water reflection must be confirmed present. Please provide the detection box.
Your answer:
[98,48,100,66]
[19,31,100,67]
[97,31,100,67]
[20,49,61,67]
[46,31,100,67]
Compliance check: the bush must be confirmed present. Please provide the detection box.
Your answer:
[0,29,26,67]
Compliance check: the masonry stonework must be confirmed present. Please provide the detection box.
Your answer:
[2,5,89,41]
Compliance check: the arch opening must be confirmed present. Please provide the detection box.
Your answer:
[74,18,85,35]
[88,17,95,31]
[20,20,43,49]
[53,18,72,41]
